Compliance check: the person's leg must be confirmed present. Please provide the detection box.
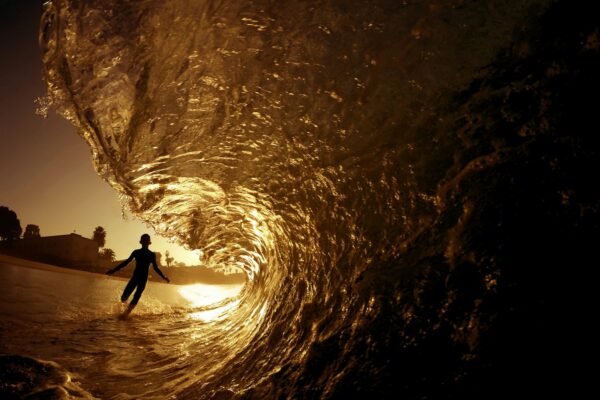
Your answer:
[121,278,138,303]
[130,278,147,306]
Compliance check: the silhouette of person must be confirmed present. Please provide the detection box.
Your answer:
[105,233,170,315]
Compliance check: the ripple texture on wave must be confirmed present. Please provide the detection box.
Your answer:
[40,0,598,398]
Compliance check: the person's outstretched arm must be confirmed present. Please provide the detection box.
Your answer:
[152,254,170,283]
[106,251,135,275]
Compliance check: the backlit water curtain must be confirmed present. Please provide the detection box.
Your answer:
[39,0,599,398]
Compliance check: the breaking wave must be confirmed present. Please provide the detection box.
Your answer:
[38,0,598,398]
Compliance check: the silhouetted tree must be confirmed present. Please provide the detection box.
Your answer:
[92,226,106,248]
[99,248,116,262]
[0,206,22,242]
[23,224,41,239]
[165,250,174,267]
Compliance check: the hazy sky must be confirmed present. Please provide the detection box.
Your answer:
[0,1,200,265]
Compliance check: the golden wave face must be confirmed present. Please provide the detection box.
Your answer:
[38,0,594,398]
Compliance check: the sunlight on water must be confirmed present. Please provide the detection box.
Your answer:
[177,283,243,308]
[189,299,241,322]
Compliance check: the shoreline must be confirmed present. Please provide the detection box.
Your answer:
[0,254,244,286]
[0,253,130,282]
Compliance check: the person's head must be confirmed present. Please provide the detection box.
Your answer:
[140,233,151,246]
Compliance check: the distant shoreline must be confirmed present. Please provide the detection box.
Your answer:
[0,254,157,284]
[0,253,245,286]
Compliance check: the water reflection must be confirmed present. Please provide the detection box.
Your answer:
[177,283,243,322]
[189,300,241,322]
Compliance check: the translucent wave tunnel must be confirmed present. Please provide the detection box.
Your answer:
[39,0,599,398]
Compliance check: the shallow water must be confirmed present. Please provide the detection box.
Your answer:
[0,262,242,399]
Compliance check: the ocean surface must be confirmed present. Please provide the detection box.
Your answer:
[3,0,598,398]
[0,261,242,399]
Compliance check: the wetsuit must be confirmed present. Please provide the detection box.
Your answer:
[109,248,168,306]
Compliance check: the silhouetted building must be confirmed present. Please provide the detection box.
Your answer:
[1,233,99,268]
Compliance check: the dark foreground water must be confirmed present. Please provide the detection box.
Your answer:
[5,0,599,398]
